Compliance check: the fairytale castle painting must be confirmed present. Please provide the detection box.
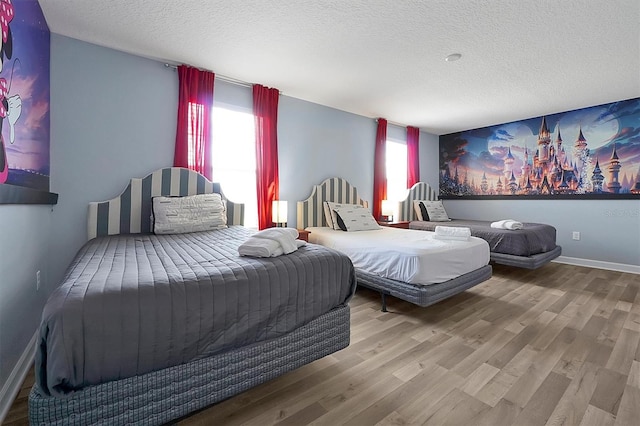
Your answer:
[439,98,640,198]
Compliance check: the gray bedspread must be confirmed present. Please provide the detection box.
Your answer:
[36,226,356,397]
[409,219,557,256]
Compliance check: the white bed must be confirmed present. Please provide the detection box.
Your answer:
[307,226,489,285]
[298,177,493,311]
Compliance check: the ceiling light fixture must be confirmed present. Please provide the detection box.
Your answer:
[445,53,462,62]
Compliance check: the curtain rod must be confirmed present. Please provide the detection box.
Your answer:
[376,118,418,130]
[165,63,252,89]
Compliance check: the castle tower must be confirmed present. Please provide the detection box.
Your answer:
[503,146,515,180]
[480,172,488,193]
[607,144,621,193]
[520,147,531,188]
[537,116,552,163]
[555,127,564,164]
[591,158,604,193]
[496,177,503,195]
[508,171,517,194]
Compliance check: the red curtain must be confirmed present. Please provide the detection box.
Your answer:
[407,126,420,187]
[253,84,280,230]
[373,118,388,220]
[174,65,215,179]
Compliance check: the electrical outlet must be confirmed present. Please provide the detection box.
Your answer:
[572,231,581,241]
[36,270,41,291]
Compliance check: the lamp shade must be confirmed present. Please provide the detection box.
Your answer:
[272,200,288,224]
[381,200,395,217]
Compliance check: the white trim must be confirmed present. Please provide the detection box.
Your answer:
[0,330,37,423]
[553,256,640,275]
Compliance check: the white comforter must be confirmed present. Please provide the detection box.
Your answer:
[307,227,490,286]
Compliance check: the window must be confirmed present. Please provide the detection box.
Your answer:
[386,140,408,202]
[211,107,258,228]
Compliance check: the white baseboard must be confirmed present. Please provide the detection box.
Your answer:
[553,256,640,275]
[0,330,37,424]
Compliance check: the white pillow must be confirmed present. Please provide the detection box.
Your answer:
[152,193,227,234]
[326,202,366,230]
[332,205,381,232]
[421,200,451,222]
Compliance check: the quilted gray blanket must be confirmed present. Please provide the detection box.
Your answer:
[36,226,356,396]
[409,219,557,256]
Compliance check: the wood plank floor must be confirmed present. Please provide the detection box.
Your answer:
[5,263,640,425]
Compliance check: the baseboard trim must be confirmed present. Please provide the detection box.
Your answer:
[0,330,37,424]
[553,256,640,275]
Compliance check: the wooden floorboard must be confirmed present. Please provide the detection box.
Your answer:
[5,262,640,425]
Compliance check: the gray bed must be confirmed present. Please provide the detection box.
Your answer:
[296,177,492,311]
[29,167,356,425]
[398,182,562,269]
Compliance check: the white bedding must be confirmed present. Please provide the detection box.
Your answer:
[307,227,490,286]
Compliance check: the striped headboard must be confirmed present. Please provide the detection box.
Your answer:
[398,182,438,221]
[296,177,368,229]
[87,167,244,240]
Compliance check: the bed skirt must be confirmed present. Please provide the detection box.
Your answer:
[490,245,562,269]
[356,265,492,307]
[29,304,350,426]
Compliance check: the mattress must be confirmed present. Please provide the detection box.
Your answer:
[36,226,356,397]
[307,227,489,285]
[409,219,557,256]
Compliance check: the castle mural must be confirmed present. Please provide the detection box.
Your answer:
[439,98,640,198]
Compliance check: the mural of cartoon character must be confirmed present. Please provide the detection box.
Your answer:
[0,0,22,184]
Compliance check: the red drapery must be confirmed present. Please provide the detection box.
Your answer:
[253,84,280,230]
[407,126,420,187]
[173,65,215,180]
[373,118,388,220]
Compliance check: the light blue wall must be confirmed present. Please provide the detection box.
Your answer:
[0,206,50,393]
[49,34,177,284]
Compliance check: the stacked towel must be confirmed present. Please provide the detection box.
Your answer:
[433,226,471,241]
[490,219,523,230]
[238,227,306,257]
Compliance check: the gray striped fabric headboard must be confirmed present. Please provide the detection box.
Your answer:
[87,167,244,240]
[296,177,368,229]
[398,182,438,221]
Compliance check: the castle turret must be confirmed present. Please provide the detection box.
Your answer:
[591,158,604,193]
[537,116,552,163]
[503,146,515,180]
[607,144,621,193]
[480,172,488,193]
[631,165,640,194]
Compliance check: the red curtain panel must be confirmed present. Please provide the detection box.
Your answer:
[373,118,388,220]
[407,126,420,187]
[174,65,215,179]
[253,84,280,230]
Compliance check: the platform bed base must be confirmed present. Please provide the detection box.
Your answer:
[355,265,492,311]
[490,245,562,269]
[29,305,350,426]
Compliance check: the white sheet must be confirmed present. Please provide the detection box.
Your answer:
[307,227,490,286]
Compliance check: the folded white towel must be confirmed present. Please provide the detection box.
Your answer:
[434,226,471,239]
[433,234,472,241]
[238,227,305,257]
[490,219,523,230]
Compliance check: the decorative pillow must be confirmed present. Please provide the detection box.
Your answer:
[323,201,334,228]
[332,205,381,232]
[419,202,430,221]
[413,200,430,221]
[421,200,450,222]
[152,193,227,234]
[326,202,366,230]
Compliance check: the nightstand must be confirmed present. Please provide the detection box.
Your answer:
[377,221,410,229]
[297,229,311,242]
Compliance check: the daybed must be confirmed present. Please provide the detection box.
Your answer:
[297,177,492,311]
[398,182,562,269]
[29,167,356,425]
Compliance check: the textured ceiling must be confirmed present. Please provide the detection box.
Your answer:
[39,0,640,135]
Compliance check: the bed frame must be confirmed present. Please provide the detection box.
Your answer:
[399,182,562,269]
[297,177,492,311]
[29,167,351,425]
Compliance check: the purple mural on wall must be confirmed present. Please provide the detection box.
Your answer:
[0,0,50,192]
[439,98,640,199]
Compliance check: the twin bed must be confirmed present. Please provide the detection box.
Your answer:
[297,177,493,311]
[397,182,562,269]
[29,168,356,425]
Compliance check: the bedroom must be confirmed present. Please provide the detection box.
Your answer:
[1,0,639,424]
